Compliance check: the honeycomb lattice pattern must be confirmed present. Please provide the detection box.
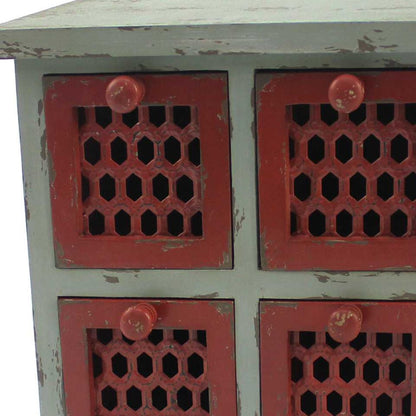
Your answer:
[79,105,203,237]
[90,328,209,415]
[290,331,412,416]
[290,103,416,238]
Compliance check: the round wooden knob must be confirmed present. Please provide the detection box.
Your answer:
[328,305,362,343]
[120,303,157,341]
[105,76,145,114]
[328,74,365,113]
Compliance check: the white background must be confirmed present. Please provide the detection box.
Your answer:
[0,1,70,414]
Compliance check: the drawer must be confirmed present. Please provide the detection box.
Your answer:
[45,73,232,269]
[260,301,414,416]
[59,298,236,416]
[257,71,416,270]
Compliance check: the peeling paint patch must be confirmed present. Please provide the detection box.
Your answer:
[212,301,233,315]
[314,273,330,283]
[234,208,246,236]
[36,354,46,387]
[390,292,416,300]
[193,292,219,299]
[40,130,47,161]
[358,39,376,52]
[104,275,119,284]
[175,48,186,55]
[198,50,219,55]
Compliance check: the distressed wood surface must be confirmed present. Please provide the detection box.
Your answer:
[1,0,416,59]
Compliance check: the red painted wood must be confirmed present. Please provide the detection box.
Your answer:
[59,298,236,416]
[257,71,416,270]
[260,301,416,416]
[45,73,232,268]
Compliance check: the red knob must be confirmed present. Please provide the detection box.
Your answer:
[328,74,365,113]
[120,303,157,341]
[105,76,145,114]
[328,305,362,343]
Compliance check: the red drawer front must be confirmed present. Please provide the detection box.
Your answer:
[45,73,231,269]
[59,299,236,416]
[257,71,416,270]
[260,301,415,416]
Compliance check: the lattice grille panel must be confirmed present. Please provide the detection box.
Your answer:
[290,331,412,416]
[290,102,416,238]
[79,105,203,237]
[89,328,210,415]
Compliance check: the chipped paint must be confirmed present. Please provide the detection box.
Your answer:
[198,50,219,55]
[234,208,246,236]
[36,354,46,387]
[357,38,376,52]
[211,301,233,315]
[193,292,219,299]
[390,292,416,300]
[104,275,119,284]
[40,130,47,161]
[314,273,330,283]
[175,48,186,55]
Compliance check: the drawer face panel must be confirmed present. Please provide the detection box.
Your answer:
[45,73,231,269]
[260,301,415,416]
[257,71,416,270]
[59,299,236,416]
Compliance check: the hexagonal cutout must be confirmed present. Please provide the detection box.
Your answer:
[308,135,325,164]
[377,173,394,201]
[289,137,295,160]
[363,210,380,237]
[197,330,207,347]
[325,333,341,349]
[349,104,366,125]
[291,211,298,235]
[111,137,128,165]
[115,210,131,236]
[153,174,169,201]
[95,107,112,128]
[200,388,210,413]
[141,210,157,236]
[291,357,303,382]
[89,210,105,235]
[313,357,329,382]
[403,394,411,416]
[177,176,194,202]
[137,353,153,377]
[168,211,184,236]
[363,135,381,163]
[122,108,138,127]
[173,330,189,345]
[188,353,204,378]
[188,138,201,166]
[301,390,316,415]
[96,329,113,345]
[405,103,416,125]
[321,104,338,125]
[99,174,116,201]
[376,394,392,416]
[162,353,178,378]
[299,332,316,349]
[173,106,191,129]
[137,137,154,164]
[292,104,310,126]
[377,103,395,125]
[403,333,412,351]
[339,357,355,382]
[350,173,366,200]
[350,333,366,350]
[152,387,167,410]
[177,386,193,411]
[191,212,203,236]
[149,106,166,127]
[112,353,128,378]
[391,134,408,163]
[363,359,379,385]
[92,353,102,378]
[405,173,416,201]
[126,174,142,201]
[335,135,352,163]
[126,386,142,410]
[294,173,311,201]
[164,136,181,164]
[84,137,101,165]
[350,394,366,416]
[389,359,406,385]
[391,210,408,237]
[376,333,393,351]
[309,210,326,236]
[148,329,163,345]
[322,173,339,201]
[327,391,342,416]
[102,386,117,411]
[336,210,353,237]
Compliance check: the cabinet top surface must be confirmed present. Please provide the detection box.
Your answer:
[1,0,416,31]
